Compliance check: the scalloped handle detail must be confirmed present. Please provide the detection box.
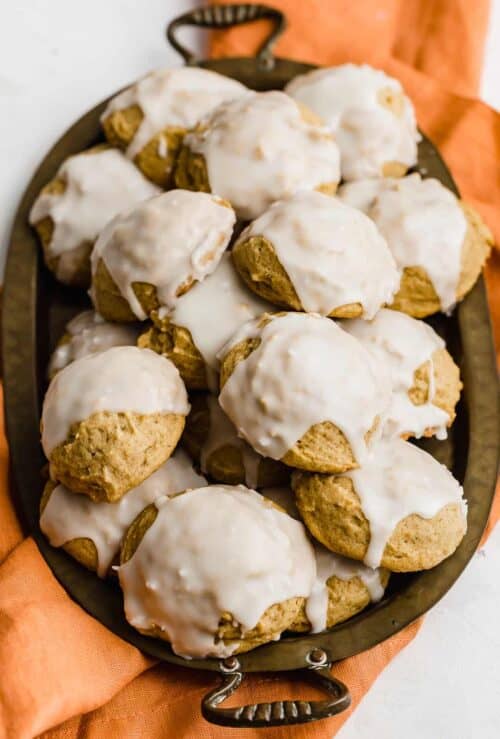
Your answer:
[201,666,351,728]
[166,3,287,68]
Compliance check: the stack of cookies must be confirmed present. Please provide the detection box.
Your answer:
[31,63,492,659]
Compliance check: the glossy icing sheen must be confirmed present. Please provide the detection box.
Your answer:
[29,148,160,278]
[238,191,399,318]
[41,346,189,455]
[48,310,140,376]
[170,252,272,374]
[219,313,389,463]
[101,66,247,159]
[185,91,341,220]
[344,309,450,439]
[347,438,467,568]
[201,394,263,489]
[118,485,316,658]
[261,487,385,632]
[369,175,467,312]
[91,190,235,319]
[286,64,418,180]
[40,450,206,577]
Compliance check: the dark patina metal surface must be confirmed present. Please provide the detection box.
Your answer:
[2,2,499,728]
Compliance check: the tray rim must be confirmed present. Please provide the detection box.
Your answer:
[2,54,499,674]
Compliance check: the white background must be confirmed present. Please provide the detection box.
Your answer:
[1,2,499,737]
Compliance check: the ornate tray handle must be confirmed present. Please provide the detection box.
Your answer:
[166,3,287,68]
[201,652,351,728]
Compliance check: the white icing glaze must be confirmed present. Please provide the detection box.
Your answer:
[338,178,389,214]
[118,485,316,658]
[286,64,418,181]
[48,310,140,376]
[102,66,247,159]
[170,252,272,378]
[40,450,207,577]
[200,395,264,489]
[185,91,341,220]
[369,174,467,312]
[343,309,451,439]
[238,191,399,318]
[41,345,189,455]
[305,547,385,632]
[29,148,160,279]
[261,487,385,631]
[219,313,389,463]
[346,438,467,568]
[91,190,236,319]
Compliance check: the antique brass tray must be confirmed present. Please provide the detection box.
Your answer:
[3,3,499,729]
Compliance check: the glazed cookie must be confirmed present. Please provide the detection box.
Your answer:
[261,487,388,632]
[343,309,462,439]
[40,450,206,577]
[219,312,389,473]
[341,174,493,317]
[48,310,141,379]
[233,191,399,318]
[29,145,160,287]
[101,67,247,187]
[138,253,272,390]
[285,64,418,181]
[91,190,235,322]
[182,394,289,488]
[41,346,189,502]
[293,438,467,571]
[175,90,340,220]
[118,485,316,658]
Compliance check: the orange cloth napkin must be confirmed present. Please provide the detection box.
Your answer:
[0,2,499,737]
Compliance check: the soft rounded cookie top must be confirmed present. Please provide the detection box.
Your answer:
[343,309,461,439]
[140,252,272,390]
[29,147,160,285]
[91,190,235,320]
[294,437,467,570]
[40,450,206,577]
[183,393,289,489]
[48,310,140,378]
[101,67,247,160]
[179,91,341,220]
[118,485,316,658]
[340,174,493,316]
[219,312,389,468]
[41,345,189,456]
[233,191,399,318]
[285,64,418,181]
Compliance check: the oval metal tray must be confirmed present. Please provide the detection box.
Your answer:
[2,2,499,729]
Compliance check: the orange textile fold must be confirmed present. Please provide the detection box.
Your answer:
[0,1,498,737]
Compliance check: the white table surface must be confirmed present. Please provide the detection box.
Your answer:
[1,2,499,737]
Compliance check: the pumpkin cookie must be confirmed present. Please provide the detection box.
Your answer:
[175,91,340,220]
[286,64,418,181]
[90,190,235,322]
[41,346,189,502]
[233,191,399,318]
[101,67,247,187]
[118,485,315,658]
[340,174,493,317]
[219,312,389,473]
[293,438,467,571]
[29,145,160,287]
